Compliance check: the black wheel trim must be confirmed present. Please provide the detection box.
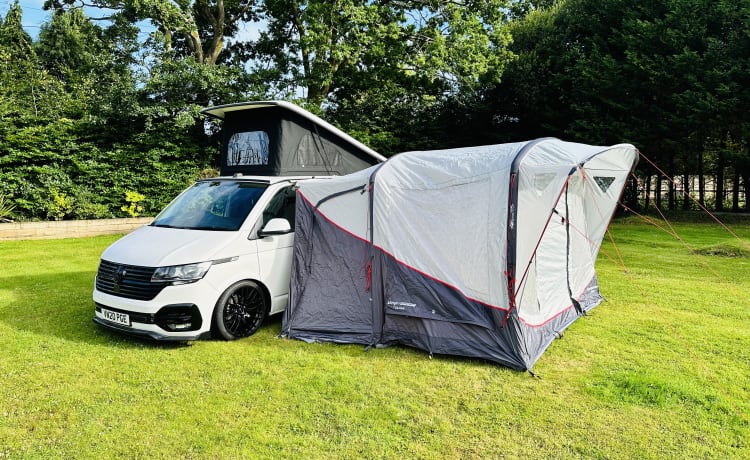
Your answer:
[222,286,265,337]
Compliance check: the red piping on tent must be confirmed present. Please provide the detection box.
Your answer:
[298,190,511,315]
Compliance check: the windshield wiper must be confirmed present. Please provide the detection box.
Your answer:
[192,226,235,231]
[151,223,186,229]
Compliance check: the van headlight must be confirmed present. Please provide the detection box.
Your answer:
[151,261,212,285]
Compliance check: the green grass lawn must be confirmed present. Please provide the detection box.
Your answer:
[0,219,748,459]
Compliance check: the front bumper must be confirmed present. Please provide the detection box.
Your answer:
[92,316,209,341]
[93,302,208,340]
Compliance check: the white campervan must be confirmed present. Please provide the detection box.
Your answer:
[92,101,385,340]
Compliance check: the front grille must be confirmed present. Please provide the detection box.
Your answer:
[96,259,168,301]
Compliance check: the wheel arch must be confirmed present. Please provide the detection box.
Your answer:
[213,277,272,315]
[211,277,272,340]
[246,277,272,315]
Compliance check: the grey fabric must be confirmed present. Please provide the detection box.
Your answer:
[513,277,603,367]
[378,251,528,369]
[283,194,375,344]
[220,106,380,176]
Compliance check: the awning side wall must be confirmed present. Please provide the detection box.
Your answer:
[283,191,375,344]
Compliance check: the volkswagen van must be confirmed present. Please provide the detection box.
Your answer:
[92,101,384,340]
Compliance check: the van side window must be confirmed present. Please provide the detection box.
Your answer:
[261,186,296,229]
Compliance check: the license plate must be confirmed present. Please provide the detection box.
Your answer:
[101,308,130,327]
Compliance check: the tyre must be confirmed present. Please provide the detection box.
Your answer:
[213,280,268,340]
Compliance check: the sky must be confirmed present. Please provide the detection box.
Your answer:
[3,0,155,40]
[2,0,262,43]
[2,0,50,38]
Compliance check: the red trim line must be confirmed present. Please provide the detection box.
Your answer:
[517,276,598,327]
[300,189,600,326]
[299,190,509,313]
[374,241,510,313]
[298,190,370,243]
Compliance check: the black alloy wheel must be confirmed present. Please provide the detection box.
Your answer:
[213,280,268,340]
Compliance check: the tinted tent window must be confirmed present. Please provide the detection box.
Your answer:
[296,133,342,168]
[228,131,270,166]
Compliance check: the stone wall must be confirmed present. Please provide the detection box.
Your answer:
[0,217,153,241]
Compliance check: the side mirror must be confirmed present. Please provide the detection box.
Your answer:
[258,218,292,238]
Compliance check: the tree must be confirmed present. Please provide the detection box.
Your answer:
[253,0,512,107]
[44,0,260,65]
[250,1,513,153]
[491,0,750,211]
[37,8,106,79]
[0,0,33,55]
[0,3,222,220]
[0,1,72,121]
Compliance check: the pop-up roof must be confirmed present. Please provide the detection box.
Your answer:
[201,101,386,176]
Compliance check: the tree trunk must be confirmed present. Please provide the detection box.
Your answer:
[733,169,740,211]
[644,174,651,212]
[744,173,750,212]
[716,152,725,211]
[682,174,690,210]
[698,149,705,207]
[629,176,640,212]
[655,175,662,211]
[204,0,226,65]
[668,157,676,211]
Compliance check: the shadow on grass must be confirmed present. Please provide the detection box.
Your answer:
[0,270,189,350]
[1,270,515,369]
[267,315,509,371]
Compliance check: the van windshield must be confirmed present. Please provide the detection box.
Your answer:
[151,181,268,231]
